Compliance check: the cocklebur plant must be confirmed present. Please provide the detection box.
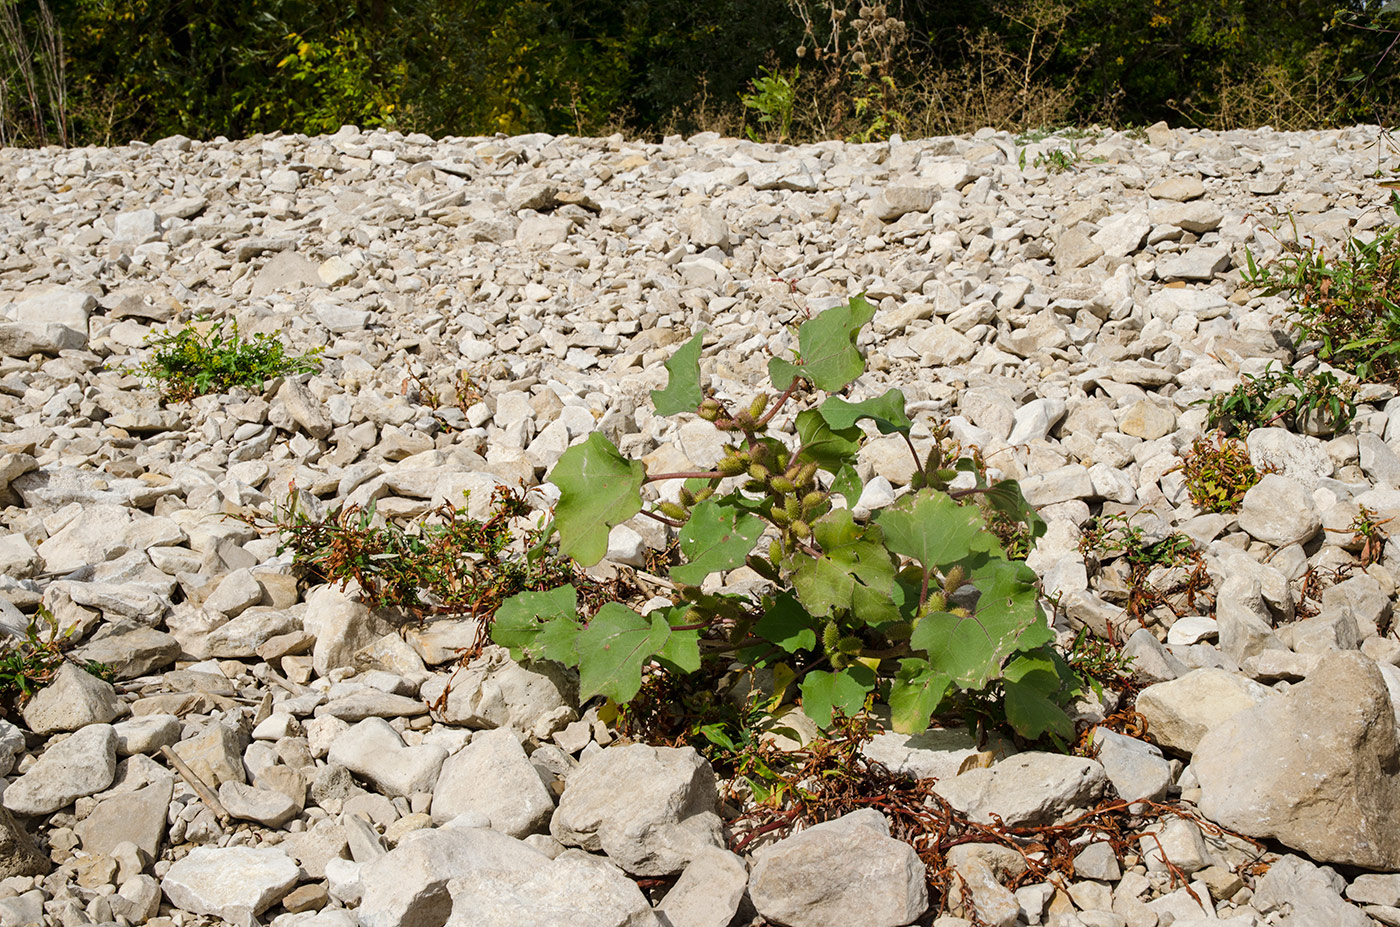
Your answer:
[493,295,1084,743]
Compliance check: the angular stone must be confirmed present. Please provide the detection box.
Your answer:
[655,848,748,927]
[430,728,554,836]
[357,826,543,927]
[20,662,120,734]
[1156,246,1230,281]
[1214,575,1287,664]
[748,809,928,927]
[1148,176,1206,201]
[1135,668,1273,755]
[421,647,576,737]
[1089,728,1171,804]
[77,778,172,859]
[219,780,299,828]
[304,585,393,676]
[932,753,1108,827]
[1238,473,1321,546]
[160,846,300,921]
[71,621,182,679]
[328,717,448,797]
[860,728,1016,781]
[871,186,935,221]
[444,849,660,927]
[172,720,248,788]
[551,743,722,876]
[1252,855,1370,927]
[3,723,116,815]
[1195,652,1400,869]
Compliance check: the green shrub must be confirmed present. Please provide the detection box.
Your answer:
[1196,362,1356,437]
[493,295,1086,745]
[1175,434,1263,514]
[1246,198,1400,386]
[136,320,321,402]
[0,608,112,711]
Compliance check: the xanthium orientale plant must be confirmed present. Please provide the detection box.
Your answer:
[492,295,1084,743]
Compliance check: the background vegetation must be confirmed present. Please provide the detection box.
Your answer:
[0,0,1396,147]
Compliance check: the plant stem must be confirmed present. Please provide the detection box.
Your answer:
[640,508,684,528]
[646,470,724,483]
[757,381,800,427]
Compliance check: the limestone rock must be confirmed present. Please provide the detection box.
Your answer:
[550,743,723,876]
[160,846,300,921]
[430,727,554,836]
[1195,651,1400,869]
[748,809,928,927]
[931,753,1108,827]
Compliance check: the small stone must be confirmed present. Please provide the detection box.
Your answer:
[218,780,299,828]
[656,848,748,927]
[749,809,928,927]
[1148,176,1206,201]
[1238,473,1321,546]
[3,723,117,815]
[932,753,1108,827]
[1073,842,1121,882]
[20,662,120,735]
[431,727,554,836]
[159,846,300,921]
[328,717,448,797]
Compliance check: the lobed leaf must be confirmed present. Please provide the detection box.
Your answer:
[754,593,820,653]
[575,602,671,703]
[550,432,645,566]
[818,388,912,435]
[1001,650,1076,741]
[490,585,580,664]
[794,410,863,474]
[888,658,952,734]
[769,295,877,392]
[876,488,987,573]
[799,664,875,727]
[909,558,1050,689]
[650,330,706,415]
[672,499,766,586]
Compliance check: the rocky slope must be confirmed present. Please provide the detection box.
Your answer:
[0,121,1396,927]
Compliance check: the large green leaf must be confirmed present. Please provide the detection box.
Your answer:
[909,558,1050,688]
[550,432,645,566]
[490,586,580,664]
[1002,651,1075,741]
[671,499,766,586]
[650,330,706,415]
[876,489,987,572]
[831,463,863,505]
[575,603,670,703]
[794,409,863,474]
[754,592,820,653]
[888,658,952,734]
[819,389,912,435]
[799,664,875,727]
[983,479,1048,546]
[768,295,877,392]
[792,510,897,618]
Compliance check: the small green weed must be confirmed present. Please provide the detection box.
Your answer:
[0,608,112,711]
[1348,505,1391,566]
[264,486,586,623]
[1079,512,1207,625]
[1175,433,1264,514]
[1064,626,1135,696]
[1196,362,1357,437]
[1245,195,1400,385]
[741,66,799,143]
[136,319,321,402]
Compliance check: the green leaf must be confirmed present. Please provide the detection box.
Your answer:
[1002,651,1075,741]
[768,356,803,392]
[910,557,1051,688]
[754,592,820,653]
[770,295,877,392]
[657,628,702,673]
[792,510,897,618]
[575,603,670,703]
[799,664,875,727]
[650,330,706,415]
[983,480,1048,545]
[794,409,863,474]
[876,488,988,572]
[491,586,580,664]
[819,389,912,435]
[832,463,863,504]
[550,432,645,566]
[888,658,952,734]
[671,499,766,586]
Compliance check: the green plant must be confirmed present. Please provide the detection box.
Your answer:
[493,295,1086,745]
[266,486,583,621]
[1064,626,1135,697]
[1033,146,1078,172]
[1078,512,1206,626]
[1175,433,1262,514]
[0,608,111,711]
[135,319,321,403]
[1196,362,1357,437]
[741,65,799,142]
[1347,505,1391,567]
[1245,197,1400,385]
